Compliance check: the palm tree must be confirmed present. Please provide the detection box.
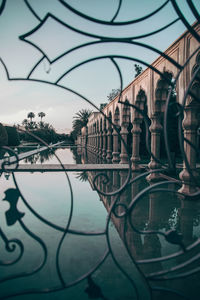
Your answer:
[27,112,35,122]
[22,119,28,129]
[38,112,46,122]
[72,109,92,138]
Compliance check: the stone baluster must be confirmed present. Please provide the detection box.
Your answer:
[131,119,142,171]
[179,105,200,194]
[147,113,163,181]
[120,123,129,164]
[112,126,120,163]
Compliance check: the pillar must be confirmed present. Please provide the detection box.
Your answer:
[112,127,120,163]
[147,113,163,182]
[179,104,200,194]
[131,120,142,171]
[120,123,129,164]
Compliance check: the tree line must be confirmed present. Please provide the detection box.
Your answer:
[20,112,73,144]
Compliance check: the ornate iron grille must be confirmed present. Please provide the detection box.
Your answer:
[0,1,200,299]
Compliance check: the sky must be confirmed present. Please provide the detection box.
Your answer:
[0,0,199,133]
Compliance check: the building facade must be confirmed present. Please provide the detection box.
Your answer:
[78,22,200,194]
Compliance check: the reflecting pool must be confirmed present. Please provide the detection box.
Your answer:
[0,147,200,300]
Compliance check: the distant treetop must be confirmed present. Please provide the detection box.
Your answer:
[134,64,143,78]
[107,88,121,102]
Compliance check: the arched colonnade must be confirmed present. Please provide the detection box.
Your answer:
[78,23,200,193]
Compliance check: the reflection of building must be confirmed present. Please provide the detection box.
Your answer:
[77,22,200,194]
[83,166,200,300]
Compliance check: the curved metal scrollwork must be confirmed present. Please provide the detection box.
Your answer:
[0,1,200,299]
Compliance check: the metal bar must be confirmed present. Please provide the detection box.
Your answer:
[3,163,130,172]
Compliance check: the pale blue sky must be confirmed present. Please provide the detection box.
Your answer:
[0,0,199,132]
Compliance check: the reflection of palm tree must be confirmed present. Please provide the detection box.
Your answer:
[76,171,88,182]
[24,149,55,164]
[27,112,35,122]
[38,112,46,122]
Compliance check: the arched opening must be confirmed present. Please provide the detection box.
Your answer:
[190,52,200,161]
[135,89,150,159]
[155,71,179,161]
[123,99,132,155]
[100,118,102,132]
[108,111,113,154]
[114,106,121,153]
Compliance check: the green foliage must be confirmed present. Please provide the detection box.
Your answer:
[27,112,35,122]
[5,126,20,146]
[38,112,46,121]
[0,123,8,146]
[134,64,143,78]
[107,88,120,102]
[20,112,73,144]
[72,109,92,139]
[100,103,107,110]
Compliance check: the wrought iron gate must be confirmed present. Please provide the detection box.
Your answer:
[0,1,200,299]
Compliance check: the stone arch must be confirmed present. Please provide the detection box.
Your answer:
[135,89,149,158]
[102,116,107,160]
[189,52,200,161]
[155,71,173,111]
[106,111,113,161]
[114,106,120,126]
[122,98,132,155]
[191,51,200,101]
[94,122,97,134]
[122,98,131,124]
[108,111,112,125]
[114,106,121,153]
[112,106,121,163]
[155,71,178,158]
[100,118,103,132]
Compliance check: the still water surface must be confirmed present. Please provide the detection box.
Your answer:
[0,148,200,299]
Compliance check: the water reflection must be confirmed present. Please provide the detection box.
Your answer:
[1,147,200,299]
[74,147,200,300]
